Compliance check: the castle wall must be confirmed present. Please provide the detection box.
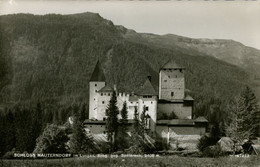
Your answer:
[138,96,157,131]
[89,81,106,119]
[158,103,192,119]
[85,124,106,134]
[159,69,185,100]
[156,125,205,150]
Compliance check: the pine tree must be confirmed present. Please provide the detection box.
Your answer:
[4,110,16,153]
[79,103,87,122]
[117,101,128,150]
[238,86,260,139]
[105,90,119,152]
[69,111,97,154]
[226,86,260,153]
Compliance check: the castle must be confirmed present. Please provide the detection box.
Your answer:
[85,60,208,148]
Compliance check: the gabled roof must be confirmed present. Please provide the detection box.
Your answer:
[194,116,208,122]
[129,95,139,102]
[136,79,157,96]
[157,119,194,126]
[98,85,113,93]
[184,95,194,101]
[90,61,106,82]
[161,59,184,70]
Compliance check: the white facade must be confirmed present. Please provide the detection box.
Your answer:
[89,81,106,119]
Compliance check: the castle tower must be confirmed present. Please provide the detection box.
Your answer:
[159,60,185,100]
[89,61,106,119]
[136,77,158,132]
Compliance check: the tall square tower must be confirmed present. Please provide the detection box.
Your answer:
[159,60,185,100]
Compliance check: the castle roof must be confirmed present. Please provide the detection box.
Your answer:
[157,119,194,126]
[194,116,208,122]
[90,60,106,82]
[98,85,113,93]
[161,59,185,70]
[129,95,139,102]
[136,79,157,96]
[184,95,194,101]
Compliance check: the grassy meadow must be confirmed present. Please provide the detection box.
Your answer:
[1,156,260,167]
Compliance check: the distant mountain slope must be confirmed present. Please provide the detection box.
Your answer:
[0,12,258,116]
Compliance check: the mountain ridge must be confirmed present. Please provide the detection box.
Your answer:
[0,12,259,116]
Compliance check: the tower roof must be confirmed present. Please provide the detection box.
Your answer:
[98,85,113,93]
[161,59,184,70]
[90,61,106,82]
[136,79,157,96]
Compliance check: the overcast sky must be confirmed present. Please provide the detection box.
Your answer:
[1,0,260,50]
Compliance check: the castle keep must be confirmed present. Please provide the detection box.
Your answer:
[85,60,207,148]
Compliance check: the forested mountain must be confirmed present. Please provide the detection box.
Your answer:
[0,12,259,119]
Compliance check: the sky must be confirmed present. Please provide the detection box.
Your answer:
[1,0,260,50]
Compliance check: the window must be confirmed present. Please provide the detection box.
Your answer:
[180,69,182,72]
[95,84,97,87]
[102,101,105,104]
[131,102,133,104]
[101,93,103,96]
[151,101,153,104]
[94,98,95,101]
[171,92,174,97]
[146,107,149,111]
[95,90,97,92]
[168,76,170,78]
[103,117,106,121]
[164,80,167,82]
[108,93,110,96]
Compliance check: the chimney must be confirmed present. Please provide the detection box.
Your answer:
[147,75,152,82]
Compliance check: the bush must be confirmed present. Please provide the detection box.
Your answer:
[197,135,215,152]
[203,145,221,157]
[33,124,69,153]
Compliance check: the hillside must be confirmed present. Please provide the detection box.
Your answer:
[0,12,259,119]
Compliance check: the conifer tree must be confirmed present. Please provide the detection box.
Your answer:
[79,103,87,122]
[117,101,128,150]
[226,86,260,152]
[238,86,260,139]
[105,90,119,152]
[69,111,97,153]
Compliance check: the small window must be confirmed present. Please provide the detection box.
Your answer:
[94,98,95,101]
[95,84,97,87]
[103,131,106,134]
[103,117,106,121]
[95,90,97,92]
[101,93,103,96]
[146,107,149,111]
[164,80,167,82]
[108,93,110,96]
[102,101,105,104]
[180,69,182,72]
[131,102,133,104]
[168,76,170,78]
[151,101,153,104]
[171,92,174,97]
